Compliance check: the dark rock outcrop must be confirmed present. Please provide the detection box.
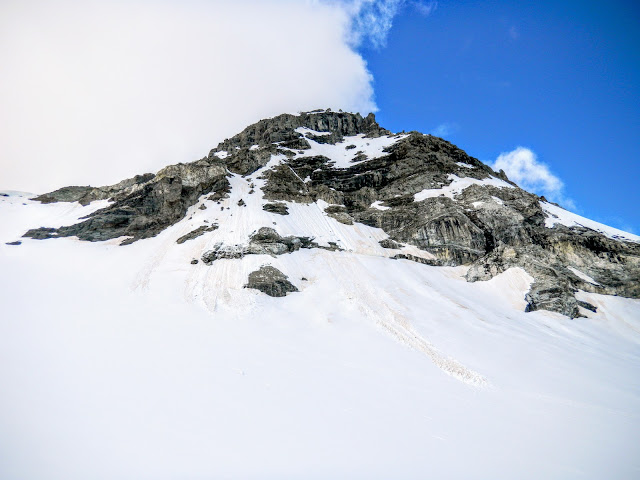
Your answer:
[245,265,298,297]
[324,205,353,225]
[379,239,402,249]
[25,161,228,243]
[32,174,156,206]
[263,202,289,215]
[201,228,317,264]
[176,224,219,244]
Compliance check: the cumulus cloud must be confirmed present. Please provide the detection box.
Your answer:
[0,0,377,193]
[491,147,576,210]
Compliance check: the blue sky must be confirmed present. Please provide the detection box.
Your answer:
[357,0,640,232]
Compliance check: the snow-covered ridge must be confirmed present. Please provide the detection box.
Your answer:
[541,201,640,243]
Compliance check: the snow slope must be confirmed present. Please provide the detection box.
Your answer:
[1,185,640,479]
[542,201,640,243]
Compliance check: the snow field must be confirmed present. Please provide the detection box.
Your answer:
[1,169,640,479]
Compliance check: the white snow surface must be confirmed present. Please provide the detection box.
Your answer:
[414,174,514,202]
[293,128,407,168]
[1,170,640,480]
[370,200,390,211]
[541,201,640,243]
[456,161,475,168]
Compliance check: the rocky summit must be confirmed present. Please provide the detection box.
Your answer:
[22,109,640,318]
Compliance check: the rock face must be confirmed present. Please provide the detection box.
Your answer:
[25,162,228,243]
[201,228,319,264]
[245,266,298,297]
[22,109,640,317]
[31,174,156,206]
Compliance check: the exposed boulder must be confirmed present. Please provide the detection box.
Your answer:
[379,239,402,249]
[262,202,289,215]
[245,265,298,297]
[324,205,353,225]
[201,228,317,265]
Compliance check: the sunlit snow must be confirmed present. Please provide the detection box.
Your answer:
[1,163,639,479]
[293,128,407,168]
[541,201,640,243]
[414,174,514,202]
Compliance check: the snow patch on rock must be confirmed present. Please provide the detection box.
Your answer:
[414,175,514,202]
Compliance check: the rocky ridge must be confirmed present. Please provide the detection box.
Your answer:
[21,110,640,318]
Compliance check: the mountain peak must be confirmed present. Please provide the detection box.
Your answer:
[17,111,640,319]
[211,109,389,158]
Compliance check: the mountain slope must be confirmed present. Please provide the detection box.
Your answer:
[1,110,639,479]
[19,110,640,318]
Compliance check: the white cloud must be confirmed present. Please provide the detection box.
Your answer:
[491,147,575,209]
[0,0,378,194]
[335,0,405,48]
[431,122,457,137]
[335,0,435,48]
[414,1,438,16]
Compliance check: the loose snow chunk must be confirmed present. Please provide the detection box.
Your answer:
[370,201,390,211]
[294,133,407,169]
[568,267,600,285]
[456,162,475,169]
[213,151,228,159]
[249,145,260,151]
[414,175,514,202]
[295,127,331,136]
[541,201,640,243]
